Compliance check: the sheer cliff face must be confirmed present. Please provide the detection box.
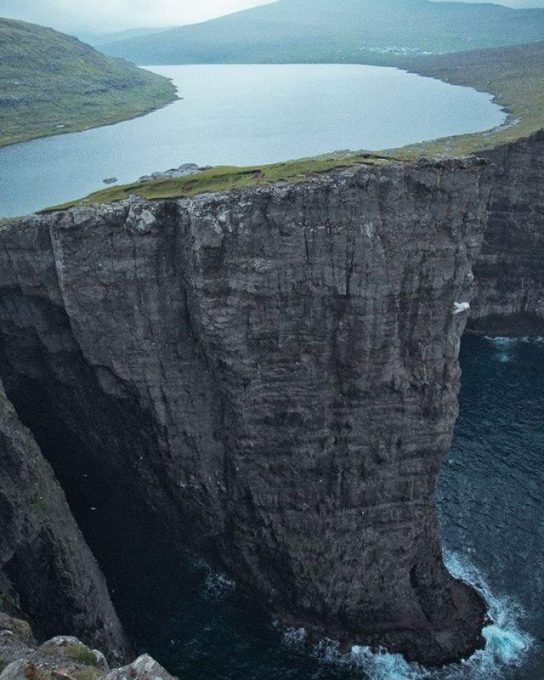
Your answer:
[0,381,128,661]
[0,158,490,665]
[470,130,544,335]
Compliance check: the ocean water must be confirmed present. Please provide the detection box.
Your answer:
[0,64,506,218]
[57,335,541,680]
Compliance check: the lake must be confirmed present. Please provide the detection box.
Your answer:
[0,64,506,218]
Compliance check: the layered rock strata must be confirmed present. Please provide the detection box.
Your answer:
[470,130,544,334]
[0,156,492,664]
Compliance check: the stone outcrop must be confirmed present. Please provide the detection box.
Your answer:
[0,381,128,662]
[0,615,174,680]
[0,156,492,665]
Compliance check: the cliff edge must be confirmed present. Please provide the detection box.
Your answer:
[0,156,492,665]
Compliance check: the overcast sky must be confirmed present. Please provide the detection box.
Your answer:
[0,0,542,33]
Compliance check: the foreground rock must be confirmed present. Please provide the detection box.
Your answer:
[0,616,174,680]
[0,382,128,661]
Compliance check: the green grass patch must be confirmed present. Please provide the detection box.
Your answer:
[73,669,103,680]
[63,643,99,667]
[41,641,98,667]
[41,153,395,213]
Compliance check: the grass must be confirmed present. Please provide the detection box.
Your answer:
[41,153,396,212]
[63,643,99,667]
[73,669,103,680]
[42,641,98,667]
[0,18,177,148]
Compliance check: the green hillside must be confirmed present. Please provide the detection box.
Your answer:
[0,18,177,147]
[101,0,544,65]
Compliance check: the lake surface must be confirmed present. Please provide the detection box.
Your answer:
[48,336,544,680]
[0,64,506,218]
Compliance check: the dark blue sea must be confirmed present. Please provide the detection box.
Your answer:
[70,336,544,680]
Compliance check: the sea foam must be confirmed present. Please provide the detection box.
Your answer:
[282,551,531,680]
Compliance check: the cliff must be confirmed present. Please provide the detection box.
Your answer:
[0,156,492,665]
[0,381,128,661]
[0,124,543,666]
[470,129,544,335]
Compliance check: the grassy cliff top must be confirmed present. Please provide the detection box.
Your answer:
[0,17,177,147]
[41,153,396,213]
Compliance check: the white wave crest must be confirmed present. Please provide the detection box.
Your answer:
[281,551,532,680]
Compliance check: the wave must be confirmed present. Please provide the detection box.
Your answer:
[282,551,532,680]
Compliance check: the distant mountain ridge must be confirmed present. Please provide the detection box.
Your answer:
[100,0,544,65]
[0,18,176,147]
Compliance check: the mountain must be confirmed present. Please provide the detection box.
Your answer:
[100,0,544,65]
[80,27,171,47]
[0,18,176,147]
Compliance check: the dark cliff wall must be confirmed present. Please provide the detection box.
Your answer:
[0,379,128,661]
[0,159,490,665]
[470,130,544,335]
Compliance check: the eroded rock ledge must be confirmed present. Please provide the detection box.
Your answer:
[0,131,542,667]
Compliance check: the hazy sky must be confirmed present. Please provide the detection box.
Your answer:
[0,0,543,33]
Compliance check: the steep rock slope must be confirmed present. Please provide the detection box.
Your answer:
[0,382,128,661]
[0,158,490,664]
[469,130,544,335]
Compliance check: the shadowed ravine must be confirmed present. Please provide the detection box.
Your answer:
[0,130,543,669]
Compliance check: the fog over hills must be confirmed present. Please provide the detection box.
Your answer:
[97,0,544,65]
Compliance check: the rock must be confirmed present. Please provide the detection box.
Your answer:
[138,163,203,183]
[102,178,117,185]
[470,129,544,335]
[39,638,108,671]
[0,659,27,680]
[0,615,33,644]
[104,655,175,680]
[0,621,163,680]
[0,380,129,662]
